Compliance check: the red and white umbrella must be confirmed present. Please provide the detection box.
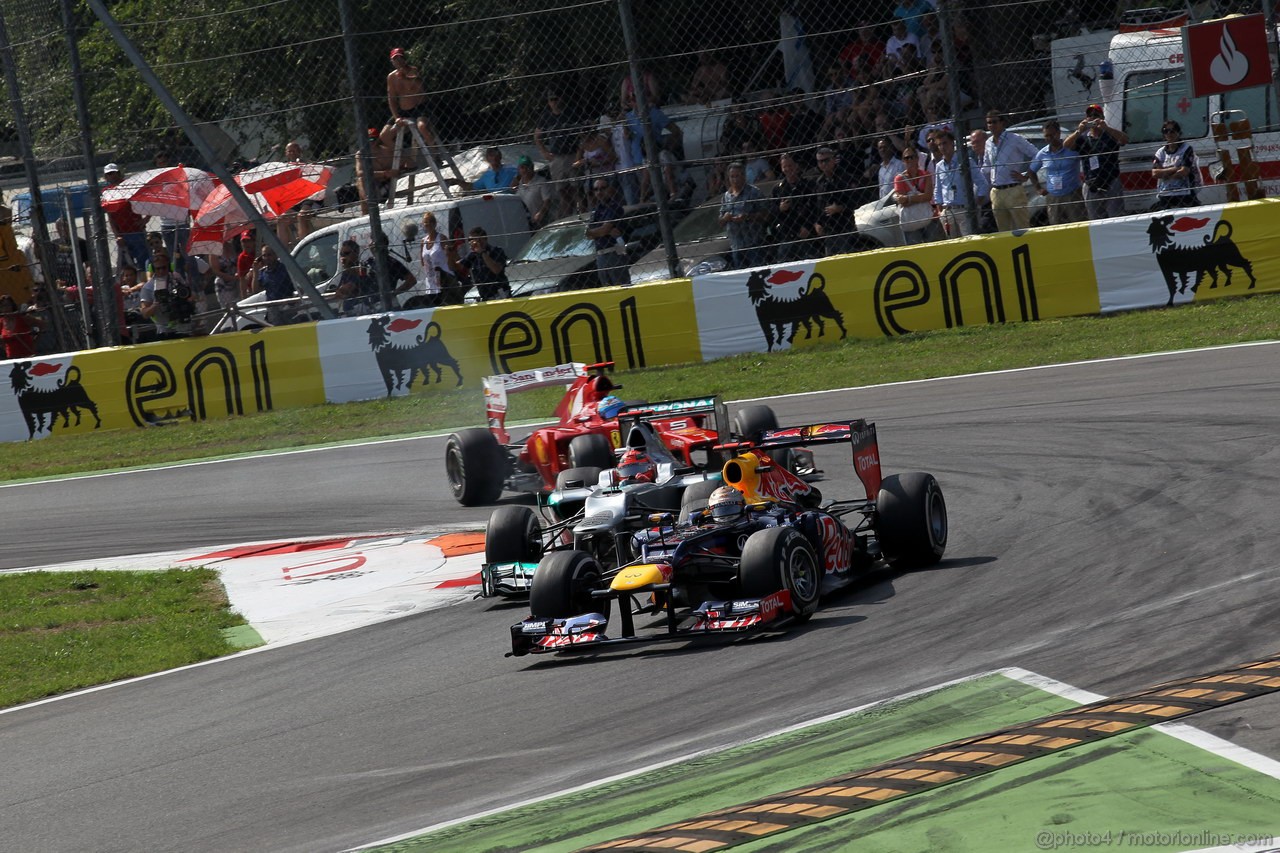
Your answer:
[261,162,332,214]
[101,165,214,221]
[189,161,334,253]
[192,161,307,227]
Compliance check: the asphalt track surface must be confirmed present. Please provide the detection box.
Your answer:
[3,343,1279,853]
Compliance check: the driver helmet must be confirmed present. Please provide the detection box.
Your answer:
[708,485,746,522]
[599,395,624,420]
[618,448,656,483]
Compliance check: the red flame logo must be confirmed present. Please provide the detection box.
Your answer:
[1171,216,1211,232]
[30,362,64,376]
[767,269,805,285]
[387,318,422,333]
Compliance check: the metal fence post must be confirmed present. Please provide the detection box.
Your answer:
[617,0,679,282]
[338,0,394,313]
[62,0,118,347]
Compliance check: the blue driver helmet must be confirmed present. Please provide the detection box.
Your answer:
[599,395,624,420]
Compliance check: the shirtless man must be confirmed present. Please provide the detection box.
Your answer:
[355,122,405,213]
[386,48,438,153]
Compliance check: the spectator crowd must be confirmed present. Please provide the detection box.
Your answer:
[2,5,1211,356]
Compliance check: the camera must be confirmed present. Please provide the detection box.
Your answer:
[153,279,195,322]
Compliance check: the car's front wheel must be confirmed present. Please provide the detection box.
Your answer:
[529,550,607,619]
[485,505,542,564]
[738,526,820,621]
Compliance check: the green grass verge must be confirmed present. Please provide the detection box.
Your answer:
[5,292,1279,483]
[0,568,256,709]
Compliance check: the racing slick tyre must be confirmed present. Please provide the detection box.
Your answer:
[485,506,542,565]
[552,466,604,521]
[731,405,778,441]
[555,466,604,490]
[732,405,796,473]
[567,433,615,470]
[738,526,821,622]
[445,428,506,506]
[529,550,608,619]
[678,479,721,524]
[876,472,947,568]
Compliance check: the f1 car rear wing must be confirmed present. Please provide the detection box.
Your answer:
[483,362,585,443]
[615,396,728,443]
[721,419,882,501]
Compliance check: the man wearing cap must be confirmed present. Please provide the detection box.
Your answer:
[470,147,518,194]
[1064,104,1128,220]
[513,156,554,229]
[387,48,437,153]
[235,231,258,299]
[535,90,580,216]
[102,164,151,270]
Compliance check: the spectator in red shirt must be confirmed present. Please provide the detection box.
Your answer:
[839,23,885,76]
[102,163,151,271]
[235,231,257,299]
[1,294,43,359]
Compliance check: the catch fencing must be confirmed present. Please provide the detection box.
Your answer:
[1,0,1276,349]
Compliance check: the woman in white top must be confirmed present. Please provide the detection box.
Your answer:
[419,210,460,306]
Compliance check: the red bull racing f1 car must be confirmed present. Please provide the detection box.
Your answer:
[508,419,947,656]
[479,401,819,598]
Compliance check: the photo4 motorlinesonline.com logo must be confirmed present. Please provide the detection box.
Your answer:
[1034,829,1277,850]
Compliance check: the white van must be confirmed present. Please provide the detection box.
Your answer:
[212,193,531,332]
[1051,19,1280,211]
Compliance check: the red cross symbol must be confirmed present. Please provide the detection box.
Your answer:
[1177,97,1192,113]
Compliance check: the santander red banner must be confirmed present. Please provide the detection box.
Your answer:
[1182,14,1273,99]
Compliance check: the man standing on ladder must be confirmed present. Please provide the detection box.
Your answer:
[387,48,438,156]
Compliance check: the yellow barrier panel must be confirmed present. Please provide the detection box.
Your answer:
[692,226,1099,359]
[3,199,1277,443]
[2,324,323,442]
[313,279,702,402]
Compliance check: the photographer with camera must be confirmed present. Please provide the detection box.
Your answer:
[138,248,196,340]
[461,227,510,302]
[1064,104,1128,220]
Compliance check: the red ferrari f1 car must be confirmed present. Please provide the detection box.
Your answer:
[508,418,948,656]
[444,362,796,506]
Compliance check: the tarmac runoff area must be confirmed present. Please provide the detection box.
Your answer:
[12,538,1280,852]
[355,669,1280,853]
[6,529,490,647]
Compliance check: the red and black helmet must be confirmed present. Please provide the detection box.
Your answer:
[618,448,656,483]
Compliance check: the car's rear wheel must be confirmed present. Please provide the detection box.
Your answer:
[731,405,778,442]
[529,550,607,619]
[732,405,795,472]
[568,433,615,470]
[485,506,542,564]
[678,479,720,524]
[738,526,820,621]
[445,428,505,506]
[877,472,947,568]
